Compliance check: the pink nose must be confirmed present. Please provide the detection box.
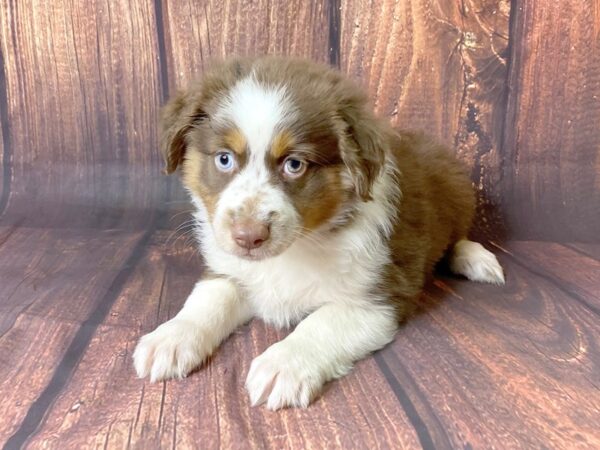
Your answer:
[232,221,270,250]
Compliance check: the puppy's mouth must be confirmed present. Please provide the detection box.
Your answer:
[223,231,297,261]
[227,241,288,261]
[236,248,270,261]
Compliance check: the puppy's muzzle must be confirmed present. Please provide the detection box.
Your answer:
[231,220,270,250]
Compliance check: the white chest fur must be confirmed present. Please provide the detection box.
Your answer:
[198,217,390,327]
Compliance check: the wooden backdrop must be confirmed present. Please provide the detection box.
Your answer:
[1,0,598,241]
[1,0,600,448]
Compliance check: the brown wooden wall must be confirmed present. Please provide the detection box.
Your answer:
[1,2,600,448]
[0,0,599,237]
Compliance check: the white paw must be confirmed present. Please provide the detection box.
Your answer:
[133,319,210,382]
[246,340,331,410]
[450,240,505,285]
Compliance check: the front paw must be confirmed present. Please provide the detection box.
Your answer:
[133,319,210,382]
[245,340,333,410]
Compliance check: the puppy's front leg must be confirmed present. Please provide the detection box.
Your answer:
[246,302,397,409]
[134,277,252,382]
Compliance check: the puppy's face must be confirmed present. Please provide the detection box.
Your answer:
[161,57,386,260]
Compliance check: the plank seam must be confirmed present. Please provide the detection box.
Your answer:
[0,26,12,217]
[498,0,522,211]
[374,352,440,450]
[154,0,170,103]
[328,0,341,68]
[3,227,156,450]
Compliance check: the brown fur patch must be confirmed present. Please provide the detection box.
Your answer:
[222,127,247,155]
[181,130,248,218]
[380,130,475,318]
[181,151,217,217]
[270,130,296,159]
[273,161,350,231]
[298,168,347,230]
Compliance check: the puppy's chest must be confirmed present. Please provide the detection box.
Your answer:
[221,245,382,327]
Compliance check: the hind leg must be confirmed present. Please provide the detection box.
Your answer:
[449,239,505,285]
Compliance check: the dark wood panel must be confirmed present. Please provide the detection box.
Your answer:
[0,128,4,215]
[162,0,331,92]
[502,0,600,242]
[0,0,165,228]
[340,0,510,237]
[26,230,421,449]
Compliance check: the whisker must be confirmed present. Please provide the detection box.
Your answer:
[166,220,198,246]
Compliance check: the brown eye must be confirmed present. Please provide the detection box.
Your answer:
[282,157,306,178]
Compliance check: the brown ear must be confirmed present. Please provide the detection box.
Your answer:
[160,90,207,174]
[338,106,387,201]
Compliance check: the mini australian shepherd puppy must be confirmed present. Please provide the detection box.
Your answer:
[133,56,504,410]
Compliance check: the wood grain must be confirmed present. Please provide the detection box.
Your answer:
[0,225,142,443]
[2,239,597,448]
[380,249,600,448]
[0,227,143,328]
[340,0,511,237]
[0,120,6,216]
[0,315,78,442]
[162,0,331,90]
[0,0,165,229]
[502,0,600,242]
[505,241,600,309]
[565,242,600,261]
[0,0,599,448]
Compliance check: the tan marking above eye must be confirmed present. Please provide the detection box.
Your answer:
[222,128,247,155]
[270,129,296,159]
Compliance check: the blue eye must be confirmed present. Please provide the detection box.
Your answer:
[283,157,307,178]
[215,151,236,172]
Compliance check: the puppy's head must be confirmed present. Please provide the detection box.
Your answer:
[161,57,387,260]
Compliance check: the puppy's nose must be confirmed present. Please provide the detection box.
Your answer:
[232,221,270,250]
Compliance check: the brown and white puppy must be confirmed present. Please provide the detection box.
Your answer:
[133,56,504,410]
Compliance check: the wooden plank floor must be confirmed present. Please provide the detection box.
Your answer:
[0,223,598,449]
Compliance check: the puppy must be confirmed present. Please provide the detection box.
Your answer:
[133,56,504,410]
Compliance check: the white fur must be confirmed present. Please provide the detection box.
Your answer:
[133,278,252,382]
[214,75,296,158]
[246,303,397,409]
[450,239,505,285]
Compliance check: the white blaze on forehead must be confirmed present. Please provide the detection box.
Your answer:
[213,75,298,226]
[215,75,295,159]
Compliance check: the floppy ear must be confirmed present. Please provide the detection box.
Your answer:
[160,89,207,174]
[338,105,387,201]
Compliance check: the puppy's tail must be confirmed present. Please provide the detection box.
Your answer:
[449,239,505,285]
